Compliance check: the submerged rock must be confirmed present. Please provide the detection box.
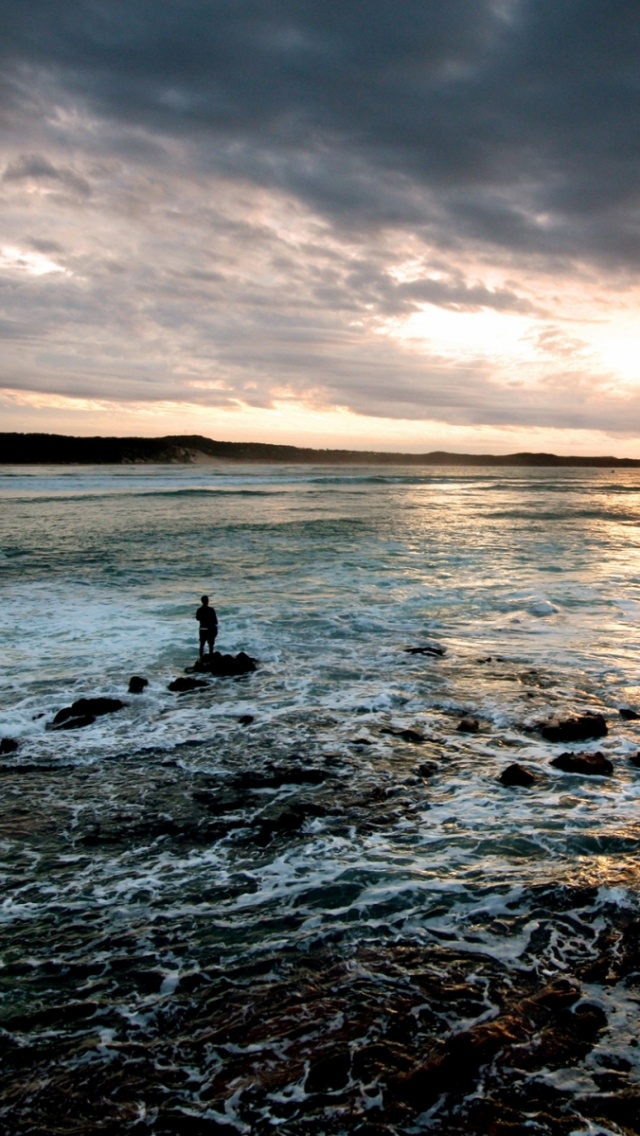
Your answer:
[54,714,96,730]
[381,726,425,744]
[551,751,613,776]
[191,651,257,676]
[405,644,445,657]
[538,713,608,743]
[0,738,19,755]
[500,763,537,787]
[416,761,439,778]
[50,697,124,729]
[128,675,148,694]
[232,764,328,789]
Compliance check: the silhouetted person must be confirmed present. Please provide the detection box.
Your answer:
[196,595,218,659]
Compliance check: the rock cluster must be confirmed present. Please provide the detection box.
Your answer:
[538,713,608,743]
[49,697,124,731]
[191,650,257,676]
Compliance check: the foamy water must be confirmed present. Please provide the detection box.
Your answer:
[2,463,640,1133]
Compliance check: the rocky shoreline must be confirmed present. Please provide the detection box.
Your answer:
[2,652,640,1134]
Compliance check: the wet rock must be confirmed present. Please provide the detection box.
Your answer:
[381,727,425,744]
[396,1017,528,1109]
[305,1050,351,1093]
[582,1086,640,1131]
[551,751,613,776]
[251,803,320,844]
[620,707,640,720]
[499,763,537,787]
[232,765,328,789]
[238,714,254,726]
[192,651,257,676]
[51,697,124,728]
[54,714,96,730]
[191,789,248,814]
[538,713,608,743]
[352,1041,413,1082]
[416,761,439,778]
[0,738,19,755]
[630,752,640,768]
[128,676,148,694]
[168,677,209,692]
[527,978,581,1012]
[457,717,479,733]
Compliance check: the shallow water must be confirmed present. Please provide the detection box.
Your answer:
[2,463,640,1133]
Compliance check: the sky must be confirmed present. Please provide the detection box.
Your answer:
[1,0,640,455]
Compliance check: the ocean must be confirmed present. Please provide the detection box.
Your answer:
[1,462,640,1134]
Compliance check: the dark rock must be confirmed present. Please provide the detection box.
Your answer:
[539,713,608,743]
[381,727,425,744]
[528,978,581,1012]
[630,752,640,768]
[620,706,640,720]
[238,714,254,726]
[416,761,438,778]
[193,651,257,676]
[352,1041,413,1082]
[128,675,148,694]
[168,677,210,692]
[396,1017,527,1109]
[54,714,96,730]
[551,751,613,776]
[405,645,445,657]
[457,717,479,733]
[251,797,328,844]
[592,1071,630,1091]
[51,697,124,728]
[233,765,328,789]
[305,1050,351,1093]
[0,738,19,754]
[500,763,537,787]
[252,806,307,842]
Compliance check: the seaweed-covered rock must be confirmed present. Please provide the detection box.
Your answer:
[539,713,607,743]
[551,751,613,776]
[51,697,124,729]
[500,763,537,787]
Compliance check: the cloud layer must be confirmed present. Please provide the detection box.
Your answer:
[1,1,640,448]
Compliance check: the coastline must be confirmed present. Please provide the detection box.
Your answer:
[2,432,640,467]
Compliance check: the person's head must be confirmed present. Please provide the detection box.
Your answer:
[201,595,209,605]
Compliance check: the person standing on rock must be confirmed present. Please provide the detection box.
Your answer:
[196,595,218,660]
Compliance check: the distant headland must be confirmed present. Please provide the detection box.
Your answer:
[2,433,640,467]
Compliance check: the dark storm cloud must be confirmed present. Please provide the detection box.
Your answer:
[1,0,639,266]
[3,154,92,197]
